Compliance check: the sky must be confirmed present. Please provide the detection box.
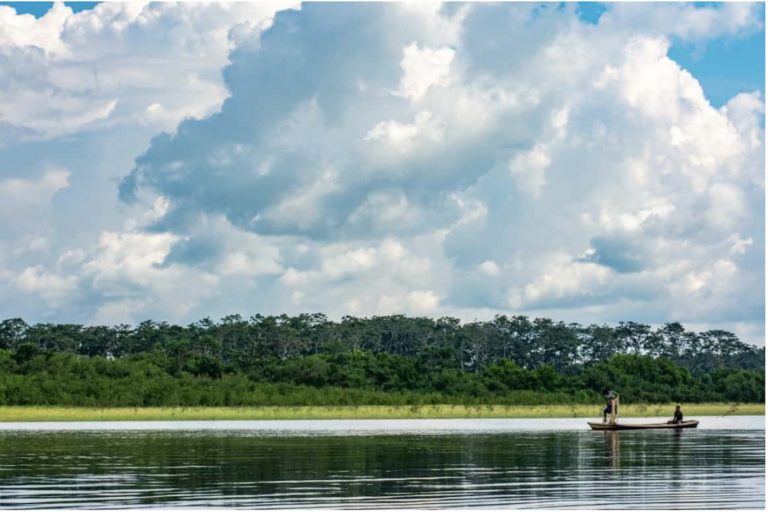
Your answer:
[0,2,764,347]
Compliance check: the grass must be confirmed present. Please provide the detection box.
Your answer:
[0,403,763,422]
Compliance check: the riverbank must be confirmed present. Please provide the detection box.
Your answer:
[0,403,762,422]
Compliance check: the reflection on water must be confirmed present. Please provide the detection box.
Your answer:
[0,421,763,509]
[605,431,620,469]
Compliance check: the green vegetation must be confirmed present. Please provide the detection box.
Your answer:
[0,403,762,422]
[0,314,763,410]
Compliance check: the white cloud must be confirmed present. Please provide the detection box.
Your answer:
[91,298,149,326]
[727,235,753,256]
[82,230,180,292]
[478,260,500,277]
[397,42,455,101]
[408,290,441,314]
[0,168,71,249]
[281,238,431,286]
[0,2,71,54]
[261,167,341,231]
[363,110,444,161]
[602,2,763,41]
[723,92,765,148]
[395,2,469,48]
[274,234,445,318]
[0,168,69,205]
[0,2,763,347]
[508,257,613,309]
[6,222,205,320]
[0,1,297,140]
[16,265,77,305]
[508,143,551,198]
[347,190,422,231]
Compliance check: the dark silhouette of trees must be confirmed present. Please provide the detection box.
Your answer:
[1,314,763,373]
[0,314,762,407]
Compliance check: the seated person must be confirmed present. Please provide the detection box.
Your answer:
[668,405,683,424]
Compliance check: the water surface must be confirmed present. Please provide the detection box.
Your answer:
[0,416,763,509]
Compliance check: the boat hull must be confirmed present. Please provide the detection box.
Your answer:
[588,420,699,431]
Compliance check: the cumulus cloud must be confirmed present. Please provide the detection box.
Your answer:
[16,265,77,306]
[397,43,455,101]
[274,234,447,318]
[600,2,763,41]
[0,168,69,210]
[0,167,70,253]
[116,3,763,332]
[1,3,764,345]
[0,1,299,324]
[0,1,297,141]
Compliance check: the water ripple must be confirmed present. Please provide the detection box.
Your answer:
[0,421,763,509]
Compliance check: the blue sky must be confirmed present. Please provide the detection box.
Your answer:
[0,2,764,346]
[669,27,765,107]
[1,1,97,15]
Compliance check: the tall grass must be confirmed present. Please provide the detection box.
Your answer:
[0,403,762,422]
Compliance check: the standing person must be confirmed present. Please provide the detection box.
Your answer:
[602,388,619,423]
[668,405,683,424]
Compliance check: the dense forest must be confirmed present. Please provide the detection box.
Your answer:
[0,314,763,407]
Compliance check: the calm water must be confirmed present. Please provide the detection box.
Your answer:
[0,416,763,509]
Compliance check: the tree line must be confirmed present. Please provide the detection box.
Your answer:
[0,314,763,407]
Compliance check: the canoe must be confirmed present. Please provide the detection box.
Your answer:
[588,420,699,431]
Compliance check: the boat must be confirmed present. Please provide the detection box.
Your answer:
[588,420,699,431]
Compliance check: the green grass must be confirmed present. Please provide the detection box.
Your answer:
[0,403,762,422]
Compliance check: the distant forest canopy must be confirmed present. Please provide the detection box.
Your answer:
[0,314,763,407]
[0,314,763,372]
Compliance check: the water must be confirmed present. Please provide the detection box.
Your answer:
[0,416,763,509]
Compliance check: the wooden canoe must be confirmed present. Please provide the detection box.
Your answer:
[588,420,699,431]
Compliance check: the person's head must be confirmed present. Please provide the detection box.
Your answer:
[675,405,681,411]
[602,388,609,395]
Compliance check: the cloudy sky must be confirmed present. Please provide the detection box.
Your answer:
[0,1,764,345]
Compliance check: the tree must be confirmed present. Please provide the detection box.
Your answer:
[0,318,28,350]
[581,324,619,365]
[615,321,657,355]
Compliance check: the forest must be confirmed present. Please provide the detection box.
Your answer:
[0,314,763,407]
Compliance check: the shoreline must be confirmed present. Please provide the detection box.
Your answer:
[0,403,763,422]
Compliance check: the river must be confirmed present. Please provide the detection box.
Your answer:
[0,416,763,509]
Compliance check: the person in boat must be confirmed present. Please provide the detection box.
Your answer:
[602,388,619,423]
[668,405,683,424]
